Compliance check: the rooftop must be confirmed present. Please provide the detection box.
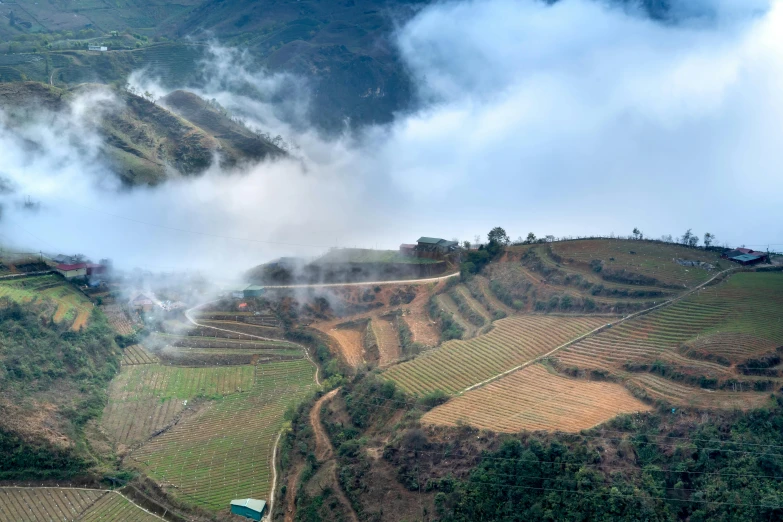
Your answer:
[56,263,88,271]
[730,254,762,262]
[230,498,267,512]
[417,237,446,244]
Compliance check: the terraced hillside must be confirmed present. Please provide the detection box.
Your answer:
[383,315,607,395]
[129,359,317,511]
[485,239,724,315]
[554,271,783,398]
[0,274,93,330]
[0,488,161,522]
[423,363,651,432]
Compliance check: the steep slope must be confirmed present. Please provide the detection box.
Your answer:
[0,82,284,184]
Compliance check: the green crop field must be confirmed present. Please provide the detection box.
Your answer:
[129,359,317,511]
[102,364,254,446]
[383,315,607,395]
[0,488,160,522]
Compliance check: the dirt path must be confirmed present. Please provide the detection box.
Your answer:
[312,389,339,461]
[262,272,459,289]
[308,388,359,522]
[283,465,304,522]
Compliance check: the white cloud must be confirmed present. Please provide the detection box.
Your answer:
[1,0,782,277]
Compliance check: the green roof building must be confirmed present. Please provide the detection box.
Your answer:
[230,498,267,520]
[416,237,459,253]
[243,285,266,298]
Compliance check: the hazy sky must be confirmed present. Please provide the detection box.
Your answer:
[0,0,781,275]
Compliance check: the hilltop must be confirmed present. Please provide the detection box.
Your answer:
[0,82,284,184]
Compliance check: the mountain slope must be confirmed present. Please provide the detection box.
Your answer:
[0,82,284,184]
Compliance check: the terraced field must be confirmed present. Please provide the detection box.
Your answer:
[435,293,478,338]
[129,359,317,511]
[423,363,651,432]
[0,275,93,330]
[383,315,607,395]
[122,344,159,365]
[549,239,723,288]
[556,272,783,374]
[371,316,401,367]
[0,488,160,521]
[103,303,137,335]
[102,364,254,447]
[552,271,783,408]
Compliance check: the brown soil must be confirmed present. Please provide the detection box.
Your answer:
[284,464,304,522]
[312,389,339,462]
[371,317,401,367]
[322,326,365,368]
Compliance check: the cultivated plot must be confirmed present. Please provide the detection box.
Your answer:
[129,359,317,511]
[423,363,651,432]
[0,488,159,522]
[383,315,607,395]
[102,364,254,447]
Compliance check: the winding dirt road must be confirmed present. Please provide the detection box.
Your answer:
[261,272,459,289]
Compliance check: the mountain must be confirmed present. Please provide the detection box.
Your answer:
[0,82,284,184]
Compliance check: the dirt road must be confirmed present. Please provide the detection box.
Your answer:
[312,389,339,461]
[262,272,459,289]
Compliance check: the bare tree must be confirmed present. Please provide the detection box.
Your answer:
[632,227,642,240]
[703,232,716,248]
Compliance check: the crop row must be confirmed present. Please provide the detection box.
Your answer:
[122,344,159,365]
[0,487,104,521]
[423,363,651,433]
[102,364,254,446]
[130,359,316,511]
[557,273,783,375]
[383,315,606,395]
[79,492,161,522]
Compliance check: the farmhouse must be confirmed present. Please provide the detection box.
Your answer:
[243,285,265,298]
[229,498,266,520]
[88,45,108,51]
[729,253,765,266]
[129,293,154,312]
[399,243,417,256]
[56,263,88,279]
[416,237,459,254]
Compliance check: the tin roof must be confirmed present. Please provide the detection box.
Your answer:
[417,237,446,244]
[730,254,762,262]
[56,263,88,271]
[230,498,266,513]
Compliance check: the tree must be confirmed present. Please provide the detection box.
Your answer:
[525,232,537,244]
[681,229,699,247]
[487,227,510,246]
[545,235,555,243]
[462,240,471,249]
[704,233,716,248]
[632,228,642,240]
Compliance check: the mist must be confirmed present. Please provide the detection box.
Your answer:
[1,0,782,278]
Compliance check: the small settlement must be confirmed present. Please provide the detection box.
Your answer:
[400,236,460,259]
[722,247,770,266]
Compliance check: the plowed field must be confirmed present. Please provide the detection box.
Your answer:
[0,488,161,521]
[423,363,651,432]
[383,315,607,394]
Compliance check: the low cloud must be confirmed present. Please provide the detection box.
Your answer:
[1,0,782,278]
